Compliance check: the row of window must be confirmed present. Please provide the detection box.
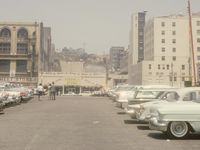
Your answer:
[161,47,176,52]
[161,38,200,43]
[161,30,176,35]
[0,28,29,39]
[0,43,28,54]
[161,21,200,27]
[149,64,185,70]
[148,72,186,82]
[161,30,200,35]
[161,39,176,43]
[161,22,176,27]
[161,56,176,61]
[0,60,27,72]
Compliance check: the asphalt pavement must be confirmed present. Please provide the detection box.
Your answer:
[0,96,200,150]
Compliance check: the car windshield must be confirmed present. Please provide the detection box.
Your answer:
[115,86,135,92]
[134,91,164,99]
[160,91,180,101]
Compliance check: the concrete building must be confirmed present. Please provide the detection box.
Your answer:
[129,13,200,87]
[0,22,52,85]
[128,11,146,82]
[109,46,125,72]
[120,48,128,74]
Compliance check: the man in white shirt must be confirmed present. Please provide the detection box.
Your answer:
[37,83,44,100]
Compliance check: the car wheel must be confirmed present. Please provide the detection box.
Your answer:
[167,121,189,139]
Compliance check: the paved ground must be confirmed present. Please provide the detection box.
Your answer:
[0,96,200,150]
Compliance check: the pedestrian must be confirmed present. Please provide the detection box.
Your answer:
[37,83,44,100]
[48,83,52,100]
[51,82,56,100]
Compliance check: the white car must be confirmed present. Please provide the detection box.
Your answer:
[125,87,176,119]
[135,87,200,122]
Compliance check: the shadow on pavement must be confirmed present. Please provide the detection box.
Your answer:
[117,112,126,115]
[137,125,150,130]
[124,119,143,124]
[148,132,200,140]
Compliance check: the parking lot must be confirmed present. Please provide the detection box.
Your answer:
[0,96,200,150]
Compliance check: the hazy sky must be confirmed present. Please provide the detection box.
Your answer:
[0,0,200,53]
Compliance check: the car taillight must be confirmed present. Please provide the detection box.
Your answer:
[20,92,27,97]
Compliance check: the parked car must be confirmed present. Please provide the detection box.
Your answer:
[149,87,200,139]
[136,87,200,122]
[109,85,137,101]
[125,87,176,119]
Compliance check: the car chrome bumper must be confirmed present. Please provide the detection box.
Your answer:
[149,117,168,132]
[125,107,136,118]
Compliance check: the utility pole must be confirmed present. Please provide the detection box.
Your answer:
[188,0,197,85]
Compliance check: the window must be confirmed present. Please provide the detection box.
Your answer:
[0,43,11,54]
[174,77,177,81]
[17,43,28,54]
[161,30,165,35]
[197,47,200,52]
[182,77,185,81]
[172,39,176,43]
[197,21,200,26]
[162,64,165,70]
[197,30,200,35]
[0,60,10,72]
[0,28,11,38]
[149,64,151,69]
[197,38,200,43]
[183,92,196,101]
[17,28,28,39]
[162,47,165,52]
[197,56,200,60]
[182,65,185,70]
[158,64,160,69]
[172,22,176,27]
[172,48,176,52]
[167,65,170,70]
[16,60,27,72]
[172,56,176,61]
[161,39,165,43]
[172,31,176,35]
[161,56,165,61]
[170,76,172,82]
[161,22,165,27]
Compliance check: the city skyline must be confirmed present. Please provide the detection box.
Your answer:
[0,0,200,53]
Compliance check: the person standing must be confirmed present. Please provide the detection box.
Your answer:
[51,82,56,100]
[48,83,52,100]
[37,83,44,100]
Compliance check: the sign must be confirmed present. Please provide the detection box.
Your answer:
[65,78,80,85]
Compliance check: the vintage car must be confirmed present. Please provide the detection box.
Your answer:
[149,88,200,139]
[125,87,175,119]
[136,87,200,122]
[109,85,136,101]
[115,86,139,108]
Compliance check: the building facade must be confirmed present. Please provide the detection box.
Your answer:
[129,13,200,87]
[128,11,146,82]
[109,46,125,72]
[0,22,52,85]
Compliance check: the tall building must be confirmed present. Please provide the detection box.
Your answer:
[0,22,52,85]
[109,46,125,72]
[129,13,200,87]
[128,11,146,82]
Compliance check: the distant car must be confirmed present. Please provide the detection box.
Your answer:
[80,91,92,96]
[64,92,77,96]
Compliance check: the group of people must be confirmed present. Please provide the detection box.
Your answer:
[37,82,56,100]
[48,82,56,100]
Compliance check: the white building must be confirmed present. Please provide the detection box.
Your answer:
[129,13,200,87]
